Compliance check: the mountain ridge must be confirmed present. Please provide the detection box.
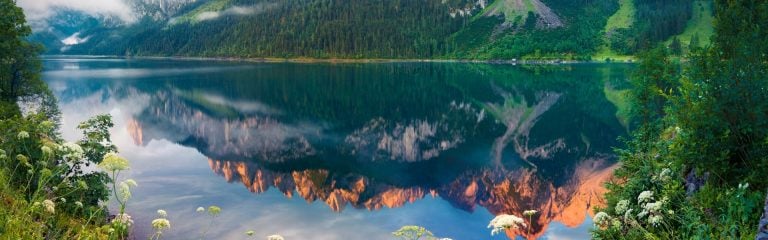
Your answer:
[28,0,710,60]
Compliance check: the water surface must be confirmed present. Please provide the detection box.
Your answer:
[44,57,632,239]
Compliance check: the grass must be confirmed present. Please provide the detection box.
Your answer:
[663,0,714,48]
[593,45,636,62]
[593,0,636,62]
[0,168,110,239]
[605,0,635,32]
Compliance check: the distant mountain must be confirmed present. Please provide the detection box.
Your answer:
[29,0,710,59]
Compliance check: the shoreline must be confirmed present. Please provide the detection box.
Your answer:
[41,55,636,64]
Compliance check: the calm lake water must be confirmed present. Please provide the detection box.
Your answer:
[43,56,632,240]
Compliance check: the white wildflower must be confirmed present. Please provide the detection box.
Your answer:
[644,201,662,213]
[17,131,29,139]
[40,146,53,156]
[624,208,634,221]
[523,210,538,217]
[157,209,167,218]
[151,218,171,232]
[124,179,138,187]
[648,215,663,226]
[38,120,54,132]
[615,200,629,214]
[637,191,654,204]
[739,182,749,190]
[196,206,205,213]
[16,154,29,165]
[58,142,84,162]
[637,209,649,219]
[98,152,129,172]
[119,182,132,202]
[658,168,672,182]
[267,234,284,240]
[593,212,611,227]
[488,214,526,235]
[75,201,84,208]
[42,199,55,214]
[112,213,134,226]
[611,219,622,229]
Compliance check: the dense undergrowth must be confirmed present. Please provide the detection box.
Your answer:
[0,114,114,239]
[591,0,768,239]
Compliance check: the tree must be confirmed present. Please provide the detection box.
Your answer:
[688,33,700,52]
[0,0,55,119]
[668,37,682,55]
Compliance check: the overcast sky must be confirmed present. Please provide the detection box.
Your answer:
[17,0,135,23]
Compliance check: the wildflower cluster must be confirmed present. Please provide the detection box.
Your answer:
[111,213,134,227]
[267,235,285,240]
[150,209,171,240]
[99,152,130,172]
[17,131,30,140]
[198,205,223,239]
[488,214,526,235]
[58,142,84,162]
[97,150,136,239]
[42,199,56,214]
[592,165,684,238]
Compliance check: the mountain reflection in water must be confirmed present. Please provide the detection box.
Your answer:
[47,58,632,239]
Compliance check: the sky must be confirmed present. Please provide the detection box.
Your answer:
[17,0,135,23]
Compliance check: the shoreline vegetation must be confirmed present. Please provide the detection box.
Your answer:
[590,0,768,239]
[42,55,637,65]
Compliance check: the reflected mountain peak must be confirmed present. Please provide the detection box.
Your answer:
[209,157,617,238]
[53,61,632,239]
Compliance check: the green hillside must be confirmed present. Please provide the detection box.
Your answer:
[664,0,714,49]
[33,0,707,60]
[593,0,636,62]
[605,0,635,31]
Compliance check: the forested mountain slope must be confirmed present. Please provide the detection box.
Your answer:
[29,0,712,59]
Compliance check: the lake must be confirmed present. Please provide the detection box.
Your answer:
[43,56,632,240]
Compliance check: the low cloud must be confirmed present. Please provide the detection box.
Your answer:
[195,3,278,22]
[17,0,136,23]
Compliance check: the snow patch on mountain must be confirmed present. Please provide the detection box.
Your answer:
[60,32,90,45]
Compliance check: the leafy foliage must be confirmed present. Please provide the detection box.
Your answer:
[0,0,54,117]
[594,0,768,239]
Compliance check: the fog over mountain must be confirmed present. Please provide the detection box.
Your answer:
[18,0,135,23]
